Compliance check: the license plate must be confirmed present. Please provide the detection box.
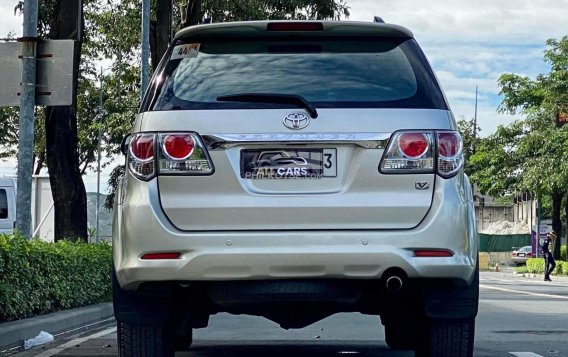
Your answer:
[241,148,337,179]
[518,253,525,257]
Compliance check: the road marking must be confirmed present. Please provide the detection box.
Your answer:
[509,353,544,357]
[35,326,116,357]
[481,284,568,300]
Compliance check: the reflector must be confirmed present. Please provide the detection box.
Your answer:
[141,252,181,260]
[413,250,454,257]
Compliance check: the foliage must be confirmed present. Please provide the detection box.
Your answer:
[456,117,481,176]
[526,258,545,274]
[525,258,568,276]
[469,121,525,197]
[195,0,349,23]
[0,233,112,321]
[0,107,18,160]
[514,265,529,274]
[0,107,47,173]
[473,37,568,196]
[105,165,125,210]
[470,36,568,260]
[7,0,351,238]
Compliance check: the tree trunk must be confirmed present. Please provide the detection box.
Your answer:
[150,0,172,71]
[182,0,201,28]
[551,190,563,260]
[45,0,87,242]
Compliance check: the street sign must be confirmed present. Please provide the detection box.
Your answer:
[0,40,74,107]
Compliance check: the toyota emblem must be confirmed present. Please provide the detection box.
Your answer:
[283,113,310,130]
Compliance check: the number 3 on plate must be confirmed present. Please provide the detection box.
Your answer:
[322,149,337,177]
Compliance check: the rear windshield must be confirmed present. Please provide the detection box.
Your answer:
[148,38,447,111]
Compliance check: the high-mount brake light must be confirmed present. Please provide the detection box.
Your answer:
[267,22,323,32]
[163,134,195,160]
[398,132,429,158]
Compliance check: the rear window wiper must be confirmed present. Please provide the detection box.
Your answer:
[216,93,318,118]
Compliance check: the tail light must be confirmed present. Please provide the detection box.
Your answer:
[398,132,430,158]
[380,131,434,173]
[437,131,463,178]
[379,130,463,178]
[127,132,214,181]
[128,133,156,180]
[162,134,195,160]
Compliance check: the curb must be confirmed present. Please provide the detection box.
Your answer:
[0,302,114,354]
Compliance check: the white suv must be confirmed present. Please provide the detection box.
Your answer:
[112,20,478,357]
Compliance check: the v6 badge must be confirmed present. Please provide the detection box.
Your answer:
[415,181,430,190]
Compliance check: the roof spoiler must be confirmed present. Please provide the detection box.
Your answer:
[373,16,385,23]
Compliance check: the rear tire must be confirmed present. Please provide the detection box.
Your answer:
[384,322,416,350]
[415,318,475,357]
[174,329,193,351]
[117,321,174,357]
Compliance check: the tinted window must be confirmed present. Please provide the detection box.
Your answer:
[149,38,447,111]
[0,189,7,219]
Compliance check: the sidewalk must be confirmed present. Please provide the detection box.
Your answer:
[482,265,568,283]
[0,303,114,354]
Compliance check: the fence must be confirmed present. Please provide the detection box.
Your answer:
[478,233,531,252]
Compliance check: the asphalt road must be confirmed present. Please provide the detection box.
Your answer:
[13,270,568,357]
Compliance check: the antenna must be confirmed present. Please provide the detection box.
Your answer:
[373,16,385,23]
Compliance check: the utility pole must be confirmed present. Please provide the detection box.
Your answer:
[472,85,478,153]
[16,0,38,239]
[141,0,150,102]
[95,68,104,243]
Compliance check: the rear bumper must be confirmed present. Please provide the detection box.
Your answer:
[113,173,477,290]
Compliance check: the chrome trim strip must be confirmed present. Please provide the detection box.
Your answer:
[202,132,391,150]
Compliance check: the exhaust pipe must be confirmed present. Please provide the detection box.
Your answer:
[385,275,403,292]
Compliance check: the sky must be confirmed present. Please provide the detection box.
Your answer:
[1,0,567,191]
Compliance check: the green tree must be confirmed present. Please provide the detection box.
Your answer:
[456,117,481,176]
[471,36,568,259]
[98,0,351,208]
[10,0,351,237]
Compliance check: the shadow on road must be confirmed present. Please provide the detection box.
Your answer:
[179,341,413,356]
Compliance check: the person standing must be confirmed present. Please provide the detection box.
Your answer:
[542,231,557,281]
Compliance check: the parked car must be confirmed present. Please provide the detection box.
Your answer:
[112,19,479,357]
[512,245,533,265]
[0,177,16,235]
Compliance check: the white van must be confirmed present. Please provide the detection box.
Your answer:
[0,177,16,234]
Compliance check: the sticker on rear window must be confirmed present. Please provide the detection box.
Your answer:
[171,44,200,60]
